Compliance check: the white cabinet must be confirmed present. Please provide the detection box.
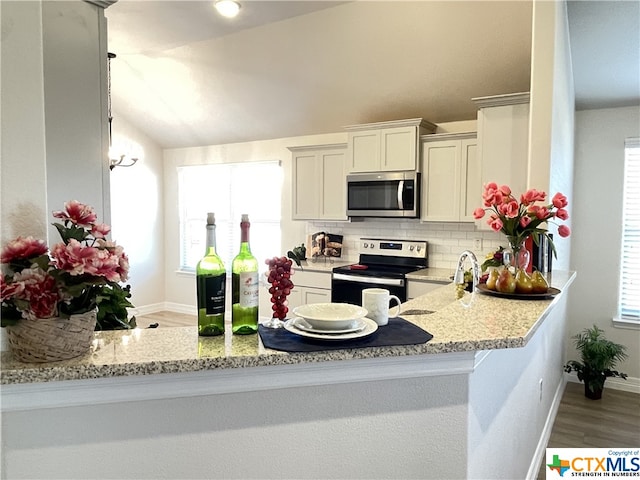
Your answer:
[345,118,436,173]
[421,133,479,222]
[407,280,449,300]
[474,93,529,193]
[288,269,332,311]
[472,93,530,229]
[290,143,347,221]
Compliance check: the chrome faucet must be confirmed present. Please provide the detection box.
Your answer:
[453,250,480,292]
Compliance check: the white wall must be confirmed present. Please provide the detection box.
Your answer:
[1,374,469,479]
[0,1,49,243]
[0,1,109,245]
[528,0,575,271]
[468,291,568,479]
[110,115,166,311]
[570,106,640,381]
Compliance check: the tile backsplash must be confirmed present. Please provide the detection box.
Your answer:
[306,219,505,271]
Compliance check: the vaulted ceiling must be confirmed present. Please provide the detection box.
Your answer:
[105,0,639,149]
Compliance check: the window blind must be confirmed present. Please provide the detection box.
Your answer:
[178,161,283,275]
[619,138,640,321]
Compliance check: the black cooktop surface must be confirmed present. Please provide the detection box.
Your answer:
[332,263,422,279]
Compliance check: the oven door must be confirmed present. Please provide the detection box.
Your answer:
[331,272,406,306]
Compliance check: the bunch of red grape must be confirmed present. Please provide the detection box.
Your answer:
[265,256,294,320]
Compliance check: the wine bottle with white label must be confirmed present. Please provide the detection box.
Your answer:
[231,214,259,334]
[196,213,226,336]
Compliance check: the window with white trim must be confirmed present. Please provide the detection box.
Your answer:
[618,138,640,324]
[178,161,282,275]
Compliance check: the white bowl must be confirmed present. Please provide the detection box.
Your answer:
[292,303,368,330]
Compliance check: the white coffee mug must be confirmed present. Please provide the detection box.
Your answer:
[362,288,401,326]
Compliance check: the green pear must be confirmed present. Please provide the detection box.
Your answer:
[515,269,533,294]
[486,269,500,291]
[531,270,549,294]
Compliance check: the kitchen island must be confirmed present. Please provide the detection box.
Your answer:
[1,271,575,479]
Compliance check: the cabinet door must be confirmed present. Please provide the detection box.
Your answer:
[302,288,331,305]
[292,152,319,219]
[348,130,380,172]
[288,287,330,310]
[478,103,529,195]
[459,140,480,222]
[287,288,303,311]
[381,126,417,171]
[476,102,529,229]
[421,140,460,221]
[320,149,347,220]
[407,281,447,300]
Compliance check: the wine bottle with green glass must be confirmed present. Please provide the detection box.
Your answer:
[196,213,226,336]
[231,214,259,334]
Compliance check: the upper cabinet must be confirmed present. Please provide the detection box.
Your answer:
[289,143,348,221]
[473,93,530,195]
[421,132,479,222]
[472,92,530,230]
[345,118,436,173]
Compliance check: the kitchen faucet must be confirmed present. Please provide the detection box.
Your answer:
[453,250,480,292]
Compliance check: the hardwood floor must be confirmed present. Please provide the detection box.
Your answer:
[136,312,640,480]
[135,311,196,329]
[537,381,640,479]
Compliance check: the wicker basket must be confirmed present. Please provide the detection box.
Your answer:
[5,309,97,363]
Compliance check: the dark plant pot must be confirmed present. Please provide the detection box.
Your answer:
[584,383,603,400]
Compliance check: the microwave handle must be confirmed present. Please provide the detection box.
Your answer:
[397,180,404,209]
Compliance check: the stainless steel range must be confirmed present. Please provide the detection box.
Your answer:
[331,238,428,305]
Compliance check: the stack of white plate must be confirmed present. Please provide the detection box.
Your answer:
[285,303,378,340]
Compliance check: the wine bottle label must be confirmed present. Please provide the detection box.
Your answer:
[197,275,226,315]
[238,271,259,308]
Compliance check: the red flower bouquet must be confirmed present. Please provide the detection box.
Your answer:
[1,201,135,329]
[473,182,571,257]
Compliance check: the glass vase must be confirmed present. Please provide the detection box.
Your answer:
[503,236,530,271]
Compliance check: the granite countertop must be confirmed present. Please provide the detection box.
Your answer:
[293,259,352,273]
[0,271,576,385]
[406,267,453,283]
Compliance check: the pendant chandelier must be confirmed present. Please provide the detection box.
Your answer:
[107,52,138,170]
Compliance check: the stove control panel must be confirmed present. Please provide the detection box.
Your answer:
[360,238,428,259]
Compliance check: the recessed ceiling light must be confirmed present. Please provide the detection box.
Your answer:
[214,0,241,18]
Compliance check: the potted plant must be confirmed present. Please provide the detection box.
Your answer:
[564,325,628,400]
[1,200,135,362]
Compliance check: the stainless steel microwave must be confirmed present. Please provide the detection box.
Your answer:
[346,171,420,218]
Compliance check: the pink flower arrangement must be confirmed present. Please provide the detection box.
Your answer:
[1,201,133,327]
[473,182,571,255]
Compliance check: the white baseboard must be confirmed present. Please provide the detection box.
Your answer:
[527,376,567,480]
[130,302,194,317]
[565,372,640,394]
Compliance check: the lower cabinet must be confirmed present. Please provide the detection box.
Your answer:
[288,269,332,311]
[407,280,449,300]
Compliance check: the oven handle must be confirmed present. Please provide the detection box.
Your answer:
[332,272,404,287]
